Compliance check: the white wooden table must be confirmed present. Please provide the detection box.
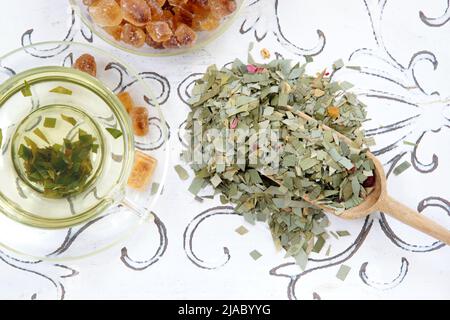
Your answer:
[0,0,449,299]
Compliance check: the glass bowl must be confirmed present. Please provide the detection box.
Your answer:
[0,41,169,260]
[69,0,244,57]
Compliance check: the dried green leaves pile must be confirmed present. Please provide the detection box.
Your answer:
[182,57,375,268]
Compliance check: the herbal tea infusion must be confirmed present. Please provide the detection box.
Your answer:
[17,124,98,198]
[0,66,133,227]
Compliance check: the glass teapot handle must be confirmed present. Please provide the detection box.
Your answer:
[120,196,155,222]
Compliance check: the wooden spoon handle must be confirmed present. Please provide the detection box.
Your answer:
[378,196,450,245]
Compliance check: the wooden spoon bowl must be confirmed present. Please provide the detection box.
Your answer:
[341,151,450,245]
[339,151,384,220]
[281,106,450,245]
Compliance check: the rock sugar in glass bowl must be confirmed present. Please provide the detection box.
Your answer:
[70,0,244,56]
[0,41,169,260]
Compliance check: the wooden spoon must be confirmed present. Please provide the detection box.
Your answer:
[269,106,450,245]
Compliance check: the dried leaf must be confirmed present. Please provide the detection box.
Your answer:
[44,118,57,128]
[235,225,249,235]
[106,128,123,139]
[403,140,416,146]
[21,80,32,97]
[188,177,204,196]
[336,264,351,281]
[61,114,77,126]
[210,174,222,187]
[333,59,344,70]
[393,161,411,176]
[294,248,308,270]
[346,65,361,71]
[329,231,339,239]
[33,128,50,144]
[174,165,189,181]
[49,86,72,95]
[336,230,351,237]
[312,236,325,253]
[150,182,160,195]
[249,249,262,260]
